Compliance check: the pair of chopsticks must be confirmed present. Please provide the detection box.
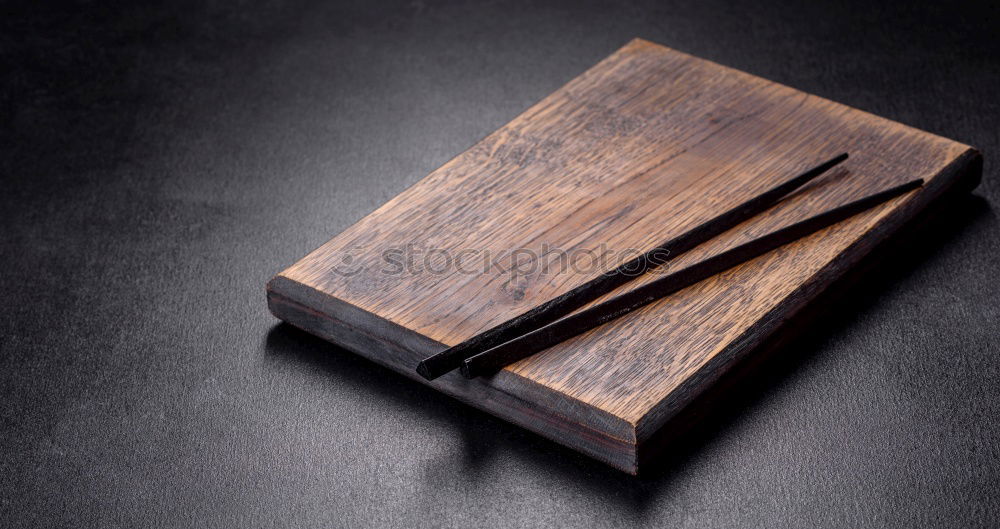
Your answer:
[416,153,922,380]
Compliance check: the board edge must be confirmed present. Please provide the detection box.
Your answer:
[266,275,643,473]
[634,147,983,446]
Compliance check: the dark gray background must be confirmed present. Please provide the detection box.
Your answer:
[2,0,998,527]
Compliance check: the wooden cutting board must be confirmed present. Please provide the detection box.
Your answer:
[267,38,981,474]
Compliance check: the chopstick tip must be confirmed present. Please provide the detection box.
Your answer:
[809,151,849,176]
[897,178,924,192]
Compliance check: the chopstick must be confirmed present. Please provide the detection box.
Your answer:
[415,153,849,380]
[459,178,923,378]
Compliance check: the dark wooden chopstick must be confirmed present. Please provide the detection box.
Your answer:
[416,153,848,380]
[460,178,923,378]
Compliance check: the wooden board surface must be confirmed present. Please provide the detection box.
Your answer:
[267,38,981,473]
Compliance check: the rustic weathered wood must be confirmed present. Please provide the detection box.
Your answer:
[460,177,924,378]
[266,38,981,474]
[418,152,848,380]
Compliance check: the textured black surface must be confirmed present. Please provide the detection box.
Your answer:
[2,1,998,527]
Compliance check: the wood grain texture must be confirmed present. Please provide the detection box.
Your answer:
[267,38,981,473]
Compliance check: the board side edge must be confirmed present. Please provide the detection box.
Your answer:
[633,147,983,445]
[266,275,642,473]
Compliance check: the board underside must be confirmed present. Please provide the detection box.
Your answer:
[267,38,981,473]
